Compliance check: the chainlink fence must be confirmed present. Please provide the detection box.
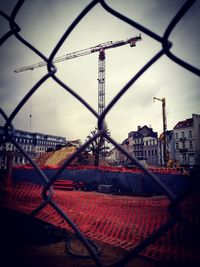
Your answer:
[0,0,200,266]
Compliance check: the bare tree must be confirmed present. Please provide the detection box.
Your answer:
[85,127,110,166]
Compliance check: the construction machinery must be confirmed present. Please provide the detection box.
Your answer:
[153,97,167,166]
[14,35,142,114]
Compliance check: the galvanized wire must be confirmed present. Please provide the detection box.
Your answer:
[0,0,199,266]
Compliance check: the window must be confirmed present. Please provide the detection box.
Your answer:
[183,154,187,161]
[189,131,192,138]
[181,132,185,138]
[175,132,178,139]
[189,141,193,149]
[182,141,185,149]
[175,142,179,149]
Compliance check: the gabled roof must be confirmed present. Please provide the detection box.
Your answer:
[132,132,143,139]
[128,125,157,139]
[138,125,157,138]
[174,118,193,129]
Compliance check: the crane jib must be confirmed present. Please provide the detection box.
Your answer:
[14,35,141,73]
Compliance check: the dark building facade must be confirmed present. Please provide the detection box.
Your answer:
[122,125,158,166]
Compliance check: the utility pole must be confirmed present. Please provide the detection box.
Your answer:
[153,97,167,166]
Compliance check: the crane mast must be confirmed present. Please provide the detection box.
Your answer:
[14,35,142,115]
[153,97,167,166]
[98,49,105,114]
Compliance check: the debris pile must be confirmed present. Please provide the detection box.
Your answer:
[35,146,110,167]
[36,146,77,166]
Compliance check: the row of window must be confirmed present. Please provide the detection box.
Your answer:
[15,132,32,138]
[133,139,157,145]
[130,139,193,152]
[0,151,45,168]
[14,137,64,146]
[15,132,66,142]
[133,150,158,158]
[174,130,192,139]
[144,149,158,157]
[133,145,143,150]
[144,140,157,146]
[0,155,28,165]
[134,139,142,144]
[175,140,193,150]
[0,140,64,151]
[133,142,157,150]
[176,153,195,165]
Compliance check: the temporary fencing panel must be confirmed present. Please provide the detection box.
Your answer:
[1,182,199,263]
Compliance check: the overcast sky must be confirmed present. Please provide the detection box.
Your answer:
[0,0,199,144]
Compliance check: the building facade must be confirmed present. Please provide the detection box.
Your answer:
[173,114,200,167]
[109,114,199,168]
[121,126,158,166]
[0,127,67,169]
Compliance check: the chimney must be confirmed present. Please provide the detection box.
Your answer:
[138,126,141,131]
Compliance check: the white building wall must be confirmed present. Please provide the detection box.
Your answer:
[193,114,200,165]
[0,128,67,169]
[173,114,200,167]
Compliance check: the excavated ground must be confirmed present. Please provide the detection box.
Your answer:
[0,207,195,267]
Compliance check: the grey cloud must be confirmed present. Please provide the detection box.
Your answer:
[0,0,199,143]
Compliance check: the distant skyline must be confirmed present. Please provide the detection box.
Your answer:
[0,0,199,143]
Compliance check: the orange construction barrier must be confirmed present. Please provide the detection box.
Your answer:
[0,182,199,264]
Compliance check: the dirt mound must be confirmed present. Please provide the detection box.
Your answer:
[36,146,77,166]
[35,146,110,167]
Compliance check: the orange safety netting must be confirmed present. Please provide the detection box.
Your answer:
[0,182,199,263]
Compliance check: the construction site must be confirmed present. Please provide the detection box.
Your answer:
[0,34,199,267]
[1,1,200,266]
[0,143,200,267]
[1,32,199,267]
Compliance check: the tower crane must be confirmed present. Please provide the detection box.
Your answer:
[153,97,167,166]
[14,35,142,114]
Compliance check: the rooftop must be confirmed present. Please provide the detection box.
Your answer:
[174,118,193,129]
